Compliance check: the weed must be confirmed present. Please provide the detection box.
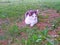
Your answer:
[8,25,20,37]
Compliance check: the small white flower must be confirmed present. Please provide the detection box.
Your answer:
[52,24,55,26]
[36,39,41,42]
[38,35,42,38]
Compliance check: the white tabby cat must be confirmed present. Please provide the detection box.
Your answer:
[25,10,38,27]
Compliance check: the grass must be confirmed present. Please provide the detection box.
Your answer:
[0,0,60,45]
[0,0,60,19]
[50,17,60,30]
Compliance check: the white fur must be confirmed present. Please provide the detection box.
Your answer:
[25,13,38,27]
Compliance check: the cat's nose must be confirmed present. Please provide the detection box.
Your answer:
[34,18,36,20]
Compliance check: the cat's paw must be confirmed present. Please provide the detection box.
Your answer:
[30,23,34,27]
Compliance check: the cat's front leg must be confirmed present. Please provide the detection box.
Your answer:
[30,23,35,27]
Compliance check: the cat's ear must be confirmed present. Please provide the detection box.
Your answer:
[25,11,30,17]
[34,9,39,15]
[36,9,39,13]
[36,9,39,14]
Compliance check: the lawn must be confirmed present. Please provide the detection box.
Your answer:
[0,0,60,45]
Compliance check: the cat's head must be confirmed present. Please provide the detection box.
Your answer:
[25,9,39,19]
[26,9,38,16]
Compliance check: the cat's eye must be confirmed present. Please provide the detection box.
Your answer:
[32,16,37,17]
[32,16,34,17]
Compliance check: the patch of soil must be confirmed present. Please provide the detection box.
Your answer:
[37,9,60,37]
[41,9,60,19]
[0,40,8,45]
[0,29,4,35]
[0,19,3,25]
[20,32,28,39]
[0,18,10,24]
[55,27,60,35]
[0,29,8,45]
[16,20,26,28]
[36,22,51,30]
[11,43,19,45]
[48,30,59,37]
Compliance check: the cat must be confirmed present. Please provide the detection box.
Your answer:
[25,9,38,27]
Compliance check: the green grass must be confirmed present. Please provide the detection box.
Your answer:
[0,0,60,19]
[0,0,60,45]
